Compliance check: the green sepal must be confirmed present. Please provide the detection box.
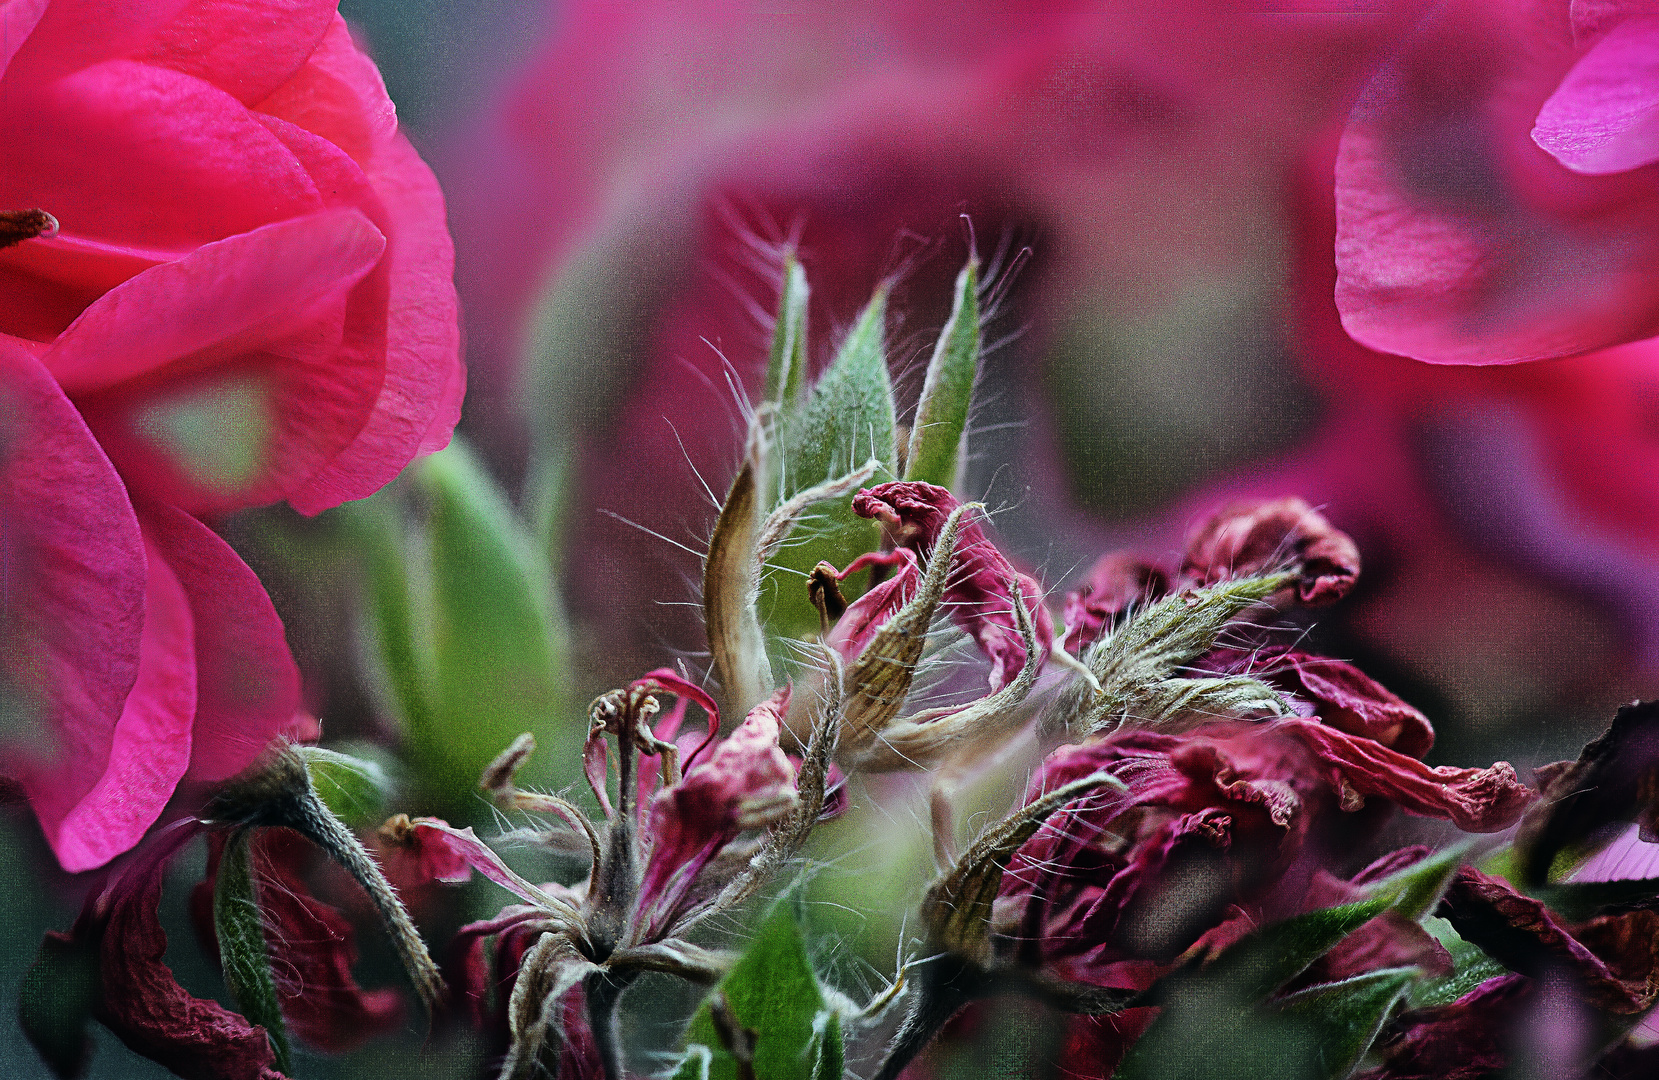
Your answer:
[350,439,569,813]
[1406,915,1510,1011]
[680,899,842,1080]
[297,744,395,828]
[766,286,897,635]
[765,252,811,411]
[214,829,291,1074]
[1361,841,1473,921]
[1276,967,1419,1078]
[904,256,980,491]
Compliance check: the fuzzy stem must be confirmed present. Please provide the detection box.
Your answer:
[584,970,632,1080]
[207,745,445,1010]
[874,956,986,1080]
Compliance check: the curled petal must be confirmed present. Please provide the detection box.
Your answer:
[1280,719,1533,832]
[1363,974,1529,1080]
[1179,497,1359,606]
[1533,16,1659,175]
[59,819,287,1080]
[1209,648,1435,759]
[853,481,1054,690]
[1062,553,1168,657]
[636,688,797,938]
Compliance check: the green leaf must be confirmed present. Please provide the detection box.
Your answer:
[1276,967,1418,1078]
[297,745,395,828]
[357,440,570,812]
[766,252,811,410]
[904,257,980,492]
[19,930,99,1078]
[214,830,290,1073]
[1532,876,1659,922]
[1406,916,1510,1010]
[681,900,840,1080]
[1117,900,1405,1080]
[1201,898,1393,1003]
[765,286,898,636]
[1362,842,1473,921]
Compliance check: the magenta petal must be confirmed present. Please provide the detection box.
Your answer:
[0,344,161,872]
[282,131,461,514]
[138,0,337,106]
[45,208,383,395]
[255,15,397,165]
[408,819,548,906]
[140,502,301,784]
[0,60,323,262]
[1534,16,1659,175]
[48,538,197,874]
[3,0,192,83]
[1571,823,1659,882]
[0,0,48,79]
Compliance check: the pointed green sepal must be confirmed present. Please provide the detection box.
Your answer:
[904,256,980,491]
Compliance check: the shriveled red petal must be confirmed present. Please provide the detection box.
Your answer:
[1359,974,1529,1080]
[1440,866,1659,1015]
[406,819,551,907]
[90,819,287,1080]
[824,548,921,663]
[632,668,721,767]
[853,481,1054,690]
[1264,650,1434,758]
[636,687,796,938]
[1061,552,1168,656]
[1533,16,1659,175]
[1179,497,1359,606]
[1279,718,1533,832]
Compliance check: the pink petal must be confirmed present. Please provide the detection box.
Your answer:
[284,131,461,514]
[0,0,48,80]
[254,14,398,165]
[2,0,192,84]
[408,819,549,906]
[1535,16,1659,175]
[1179,497,1360,606]
[0,60,323,277]
[1333,2,1659,363]
[136,0,337,107]
[637,689,795,936]
[62,210,390,515]
[632,668,720,766]
[1571,823,1659,882]
[45,208,382,394]
[139,502,301,784]
[46,537,196,874]
[0,344,155,871]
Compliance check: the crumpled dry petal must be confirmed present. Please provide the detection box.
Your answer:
[853,481,1054,689]
[192,828,403,1054]
[1179,497,1359,607]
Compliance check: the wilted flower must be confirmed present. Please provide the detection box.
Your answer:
[392,669,841,1079]
[0,0,462,872]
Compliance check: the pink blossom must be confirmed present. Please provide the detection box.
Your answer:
[1334,0,1659,364]
[0,0,461,871]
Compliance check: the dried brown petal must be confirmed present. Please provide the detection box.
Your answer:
[1180,497,1360,607]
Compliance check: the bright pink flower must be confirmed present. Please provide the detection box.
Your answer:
[1334,0,1659,364]
[0,0,461,871]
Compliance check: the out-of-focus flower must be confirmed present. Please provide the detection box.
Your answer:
[1334,0,1659,364]
[0,0,461,871]
[448,0,1415,676]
